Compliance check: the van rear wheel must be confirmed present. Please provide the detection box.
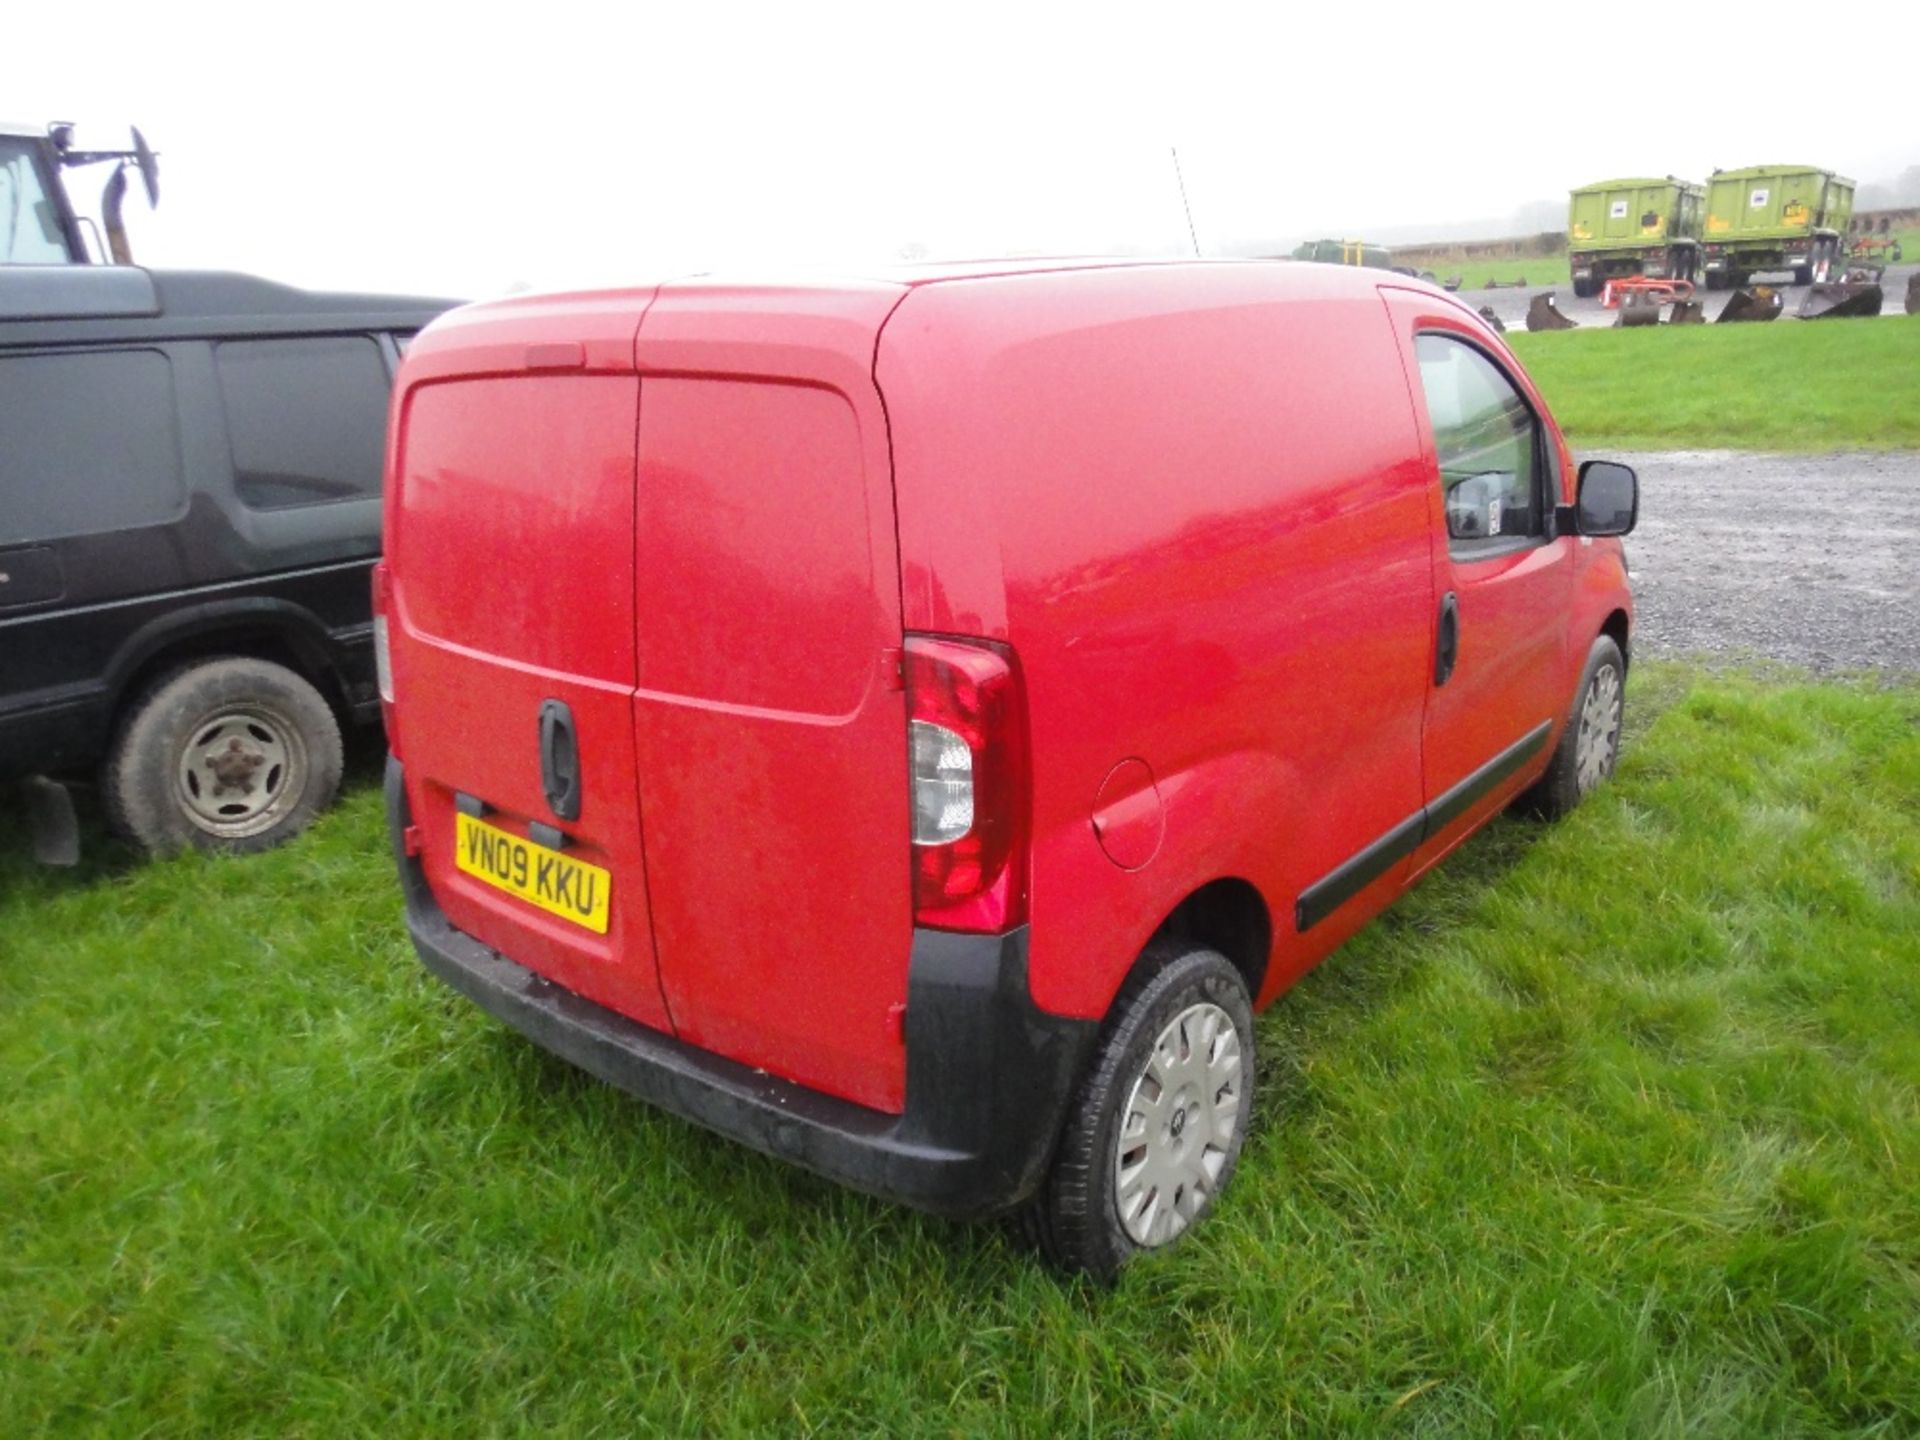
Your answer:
[1020,943,1254,1282]
[1523,635,1625,821]
[104,657,344,855]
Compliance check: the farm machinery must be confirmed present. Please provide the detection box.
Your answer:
[0,120,158,265]
[1700,165,1853,289]
[1567,177,1704,298]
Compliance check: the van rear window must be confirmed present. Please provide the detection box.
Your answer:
[0,348,183,542]
[216,336,388,509]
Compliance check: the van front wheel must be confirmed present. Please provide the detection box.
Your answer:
[1523,635,1625,821]
[1021,944,1254,1281]
[104,657,344,855]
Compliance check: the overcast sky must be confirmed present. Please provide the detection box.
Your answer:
[16,1,1915,300]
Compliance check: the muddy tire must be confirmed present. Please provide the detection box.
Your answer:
[1020,943,1254,1282]
[1522,636,1625,822]
[104,657,344,855]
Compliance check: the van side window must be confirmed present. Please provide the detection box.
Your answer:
[0,349,184,541]
[215,336,389,509]
[1412,334,1543,549]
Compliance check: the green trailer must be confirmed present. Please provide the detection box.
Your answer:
[1700,165,1854,289]
[1290,238,1395,270]
[1566,177,1704,298]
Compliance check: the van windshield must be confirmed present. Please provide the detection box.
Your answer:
[0,137,78,263]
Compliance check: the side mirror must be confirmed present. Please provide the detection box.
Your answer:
[1573,459,1638,536]
[1446,473,1507,539]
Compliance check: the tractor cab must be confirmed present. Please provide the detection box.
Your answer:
[1,121,158,265]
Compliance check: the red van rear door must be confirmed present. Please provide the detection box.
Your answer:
[389,300,672,1033]
[630,283,913,1115]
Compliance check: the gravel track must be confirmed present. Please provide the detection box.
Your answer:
[1604,449,1920,674]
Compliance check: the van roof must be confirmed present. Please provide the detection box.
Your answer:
[407,258,1463,387]
[431,255,1392,329]
[0,266,458,338]
[690,255,1313,290]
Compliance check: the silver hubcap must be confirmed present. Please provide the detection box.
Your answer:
[175,705,306,838]
[1114,1001,1244,1248]
[1574,663,1622,794]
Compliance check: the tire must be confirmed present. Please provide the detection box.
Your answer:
[1522,635,1625,821]
[1020,943,1255,1282]
[1704,271,1726,292]
[104,657,344,855]
[1793,264,1813,286]
[1571,276,1594,299]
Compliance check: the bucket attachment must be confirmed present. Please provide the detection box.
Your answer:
[1798,283,1884,320]
[1908,272,1920,316]
[1668,300,1706,324]
[1716,287,1782,323]
[1444,275,1463,292]
[1526,293,1578,331]
[1615,291,1663,327]
[1476,304,1506,333]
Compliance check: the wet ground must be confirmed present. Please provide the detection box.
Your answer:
[1458,260,1919,329]
[1601,449,1920,674]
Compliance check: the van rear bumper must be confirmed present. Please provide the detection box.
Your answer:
[387,757,1098,1220]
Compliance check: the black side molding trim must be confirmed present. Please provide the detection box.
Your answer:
[1294,720,1553,933]
[1423,719,1553,836]
[1293,812,1423,933]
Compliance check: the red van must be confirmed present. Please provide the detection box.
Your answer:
[379,260,1637,1278]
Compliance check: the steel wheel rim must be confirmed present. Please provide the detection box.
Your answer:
[174,704,306,838]
[1574,664,1622,794]
[1114,1001,1244,1248]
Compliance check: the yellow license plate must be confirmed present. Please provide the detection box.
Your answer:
[454,812,611,934]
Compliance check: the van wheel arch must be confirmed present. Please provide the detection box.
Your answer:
[1123,877,1273,1014]
[108,613,352,728]
[1599,608,1631,673]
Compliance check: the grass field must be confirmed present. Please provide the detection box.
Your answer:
[5,666,1918,1435]
[1408,251,1569,290]
[1509,315,1920,453]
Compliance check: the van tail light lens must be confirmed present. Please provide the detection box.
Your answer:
[373,616,395,705]
[904,635,1029,933]
[370,562,397,735]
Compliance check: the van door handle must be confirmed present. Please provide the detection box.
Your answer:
[538,699,581,821]
[1434,592,1460,687]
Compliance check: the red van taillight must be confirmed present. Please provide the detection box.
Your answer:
[371,561,396,733]
[904,635,1029,934]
